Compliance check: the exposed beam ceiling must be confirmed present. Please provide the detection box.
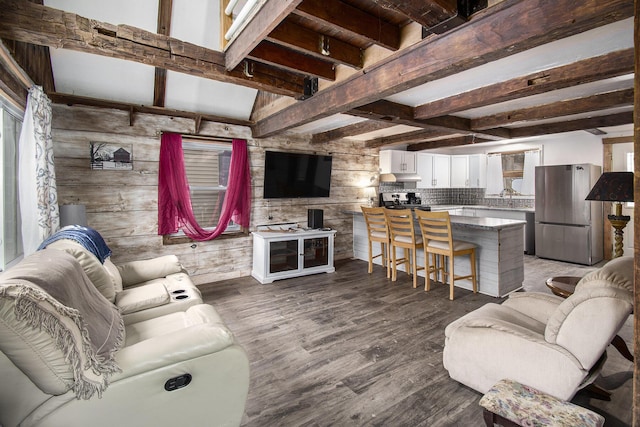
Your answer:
[266,20,363,69]
[414,48,635,119]
[471,88,634,130]
[509,111,634,138]
[0,0,632,150]
[48,92,253,128]
[311,120,395,144]
[347,100,510,140]
[407,135,493,151]
[247,41,336,81]
[252,0,633,138]
[0,0,307,97]
[224,0,302,71]
[292,0,402,51]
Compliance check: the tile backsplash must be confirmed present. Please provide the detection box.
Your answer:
[378,183,534,208]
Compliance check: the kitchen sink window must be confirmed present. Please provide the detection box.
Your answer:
[486,149,540,196]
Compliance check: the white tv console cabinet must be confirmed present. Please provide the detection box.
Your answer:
[251,225,336,284]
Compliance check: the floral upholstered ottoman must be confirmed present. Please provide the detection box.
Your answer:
[479,379,604,427]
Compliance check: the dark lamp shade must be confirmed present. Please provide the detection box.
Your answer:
[585,172,634,202]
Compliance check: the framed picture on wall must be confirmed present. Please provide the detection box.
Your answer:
[90,142,133,170]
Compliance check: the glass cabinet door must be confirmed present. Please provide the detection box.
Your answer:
[303,237,329,268]
[269,240,299,273]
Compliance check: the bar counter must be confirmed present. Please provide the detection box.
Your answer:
[348,209,525,297]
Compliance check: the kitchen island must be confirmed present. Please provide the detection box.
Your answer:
[350,210,525,297]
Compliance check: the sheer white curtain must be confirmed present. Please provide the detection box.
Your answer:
[521,150,541,195]
[18,86,59,255]
[486,154,504,194]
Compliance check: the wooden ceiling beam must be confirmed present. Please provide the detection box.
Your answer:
[3,39,55,93]
[471,88,635,130]
[509,111,634,139]
[248,41,335,80]
[0,51,28,108]
[292,0,401,51]
[361,98,633,150]
[311,120,396,143]
[0,0,54,95]
[371,0,461,31]
[48,92,253,127]
[407,135,492,151]
[415,48,635,119]
[348,99,510,140]
[267,19,362,69]
[224,0,302,71]
[0,0,306,97]
[253,0,633,138]
[153,0,173,107]
[364,128,457,148]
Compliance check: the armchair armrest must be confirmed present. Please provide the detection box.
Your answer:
[117,255,184,287]
[113,322,234,381]
[502,292,564,324]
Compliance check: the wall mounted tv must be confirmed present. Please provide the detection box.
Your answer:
[263,150,333,199]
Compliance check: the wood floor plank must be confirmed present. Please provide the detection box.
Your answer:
[200,257,632,426]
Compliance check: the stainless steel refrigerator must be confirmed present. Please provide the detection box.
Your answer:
[535,164,603,265]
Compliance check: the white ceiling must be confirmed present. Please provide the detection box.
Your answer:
[45,0,258,120]
[42,1,634,140]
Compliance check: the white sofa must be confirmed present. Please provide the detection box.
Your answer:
[443,256,634,400]
[0,248,250,427]
[45,239,202,324]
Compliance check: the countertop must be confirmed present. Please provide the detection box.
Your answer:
[448,215,526,231]
[430,205,535,213]
[347,209,526,231]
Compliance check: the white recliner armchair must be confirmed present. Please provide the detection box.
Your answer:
[443,256,634,400]
[0,248,250,427]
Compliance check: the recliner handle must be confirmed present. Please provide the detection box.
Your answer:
[165,373,192,391]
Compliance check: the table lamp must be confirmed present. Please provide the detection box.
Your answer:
[59,204,87,227]
[585,172,634,258]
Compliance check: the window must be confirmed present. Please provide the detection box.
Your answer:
[0,101,24,270]
[174,138,240,234]
[486,149,540,195]
[626,151,634,208]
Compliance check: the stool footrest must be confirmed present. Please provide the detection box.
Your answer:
[479,379,604,427]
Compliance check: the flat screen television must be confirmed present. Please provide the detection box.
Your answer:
[263,150,332,198]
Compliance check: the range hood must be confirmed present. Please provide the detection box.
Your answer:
[379,173,422,182]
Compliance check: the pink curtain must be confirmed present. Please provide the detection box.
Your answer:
[158,133,251,241]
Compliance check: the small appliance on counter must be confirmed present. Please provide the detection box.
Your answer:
[379,192,429,210]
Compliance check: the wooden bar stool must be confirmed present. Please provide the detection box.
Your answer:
[361,206,390,278]
[383,208,424,288]
[415,209,477,300]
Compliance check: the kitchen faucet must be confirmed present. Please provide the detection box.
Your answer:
[500,188,516,207]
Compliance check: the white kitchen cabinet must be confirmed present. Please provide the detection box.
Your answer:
[379,150,416,174]
[417,153,450,188]
[468,154,487,188]
[450,154,487,188]
[450,155,469,187]
[251,229,336,284]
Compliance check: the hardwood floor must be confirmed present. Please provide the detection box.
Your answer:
[200,257,632,426]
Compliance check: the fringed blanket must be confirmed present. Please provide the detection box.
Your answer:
[0,249,124,399]
[37,225,112,263]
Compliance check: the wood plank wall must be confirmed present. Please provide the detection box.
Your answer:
[633,1,639,424]
[52,104,379,285]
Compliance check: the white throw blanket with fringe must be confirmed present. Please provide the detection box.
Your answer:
[0,249,125,399]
